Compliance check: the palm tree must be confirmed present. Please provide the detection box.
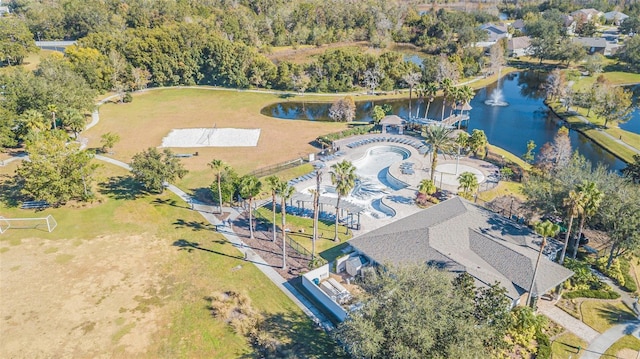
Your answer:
[276,181,295,269]
[571,181,603,259]
[457,172,479,199]
[238,175,262,240]
[559,189,585,265]
[403,72,422,117]
[330,160,357,242]
[418,179,437,195]
[448,86,461,117]
[529,220,561,307]
[414,82,426,119]
[208,159,228,214]
[47,104,58,130]
[440,78,454,121]
[311,171,323,259]
[17,109,48,140]
[61,108,85,139]
[423,125,456,182]
[456,85,475,128]
[424,82,439,120]
[265,176,281,243]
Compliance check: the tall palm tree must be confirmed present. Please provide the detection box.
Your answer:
[238,175,262,240]
[265,176,281,242]
[17,109,48,140]
[571,181,603,259]
[208,159,228,214]
[403,72,422,117]
[47,104,58,130]
[440,78,454,121]
[424,82,439,120]
[529,220,561,307]
[559,189,585,265]
[414,82,426,119]
[457,172,479,198]
[276,181,295,269]
[311,171,323,259]
[448,86,461,117]
[423,125,456,182]
[456,85,475,128]
[330,160,357,242]
[61,108,85,139]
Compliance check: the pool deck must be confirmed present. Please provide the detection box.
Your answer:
[292,133,500,234]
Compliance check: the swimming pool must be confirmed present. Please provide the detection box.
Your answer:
[306,145,411,219]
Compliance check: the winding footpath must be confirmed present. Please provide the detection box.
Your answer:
[568,110,640,156]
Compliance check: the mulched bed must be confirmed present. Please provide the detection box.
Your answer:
[228,214,313,280]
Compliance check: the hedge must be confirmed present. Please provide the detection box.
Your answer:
[563,289,621,300]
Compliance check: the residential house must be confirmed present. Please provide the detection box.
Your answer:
[507,36,532,57]
[348,197,573,308]
[572,36,608,55]
[0,5,10,15]
[571,8,604,23]
[481,23,510,43]
[510,19,526,34]
[561,15,577,35]
[604,11,629,26]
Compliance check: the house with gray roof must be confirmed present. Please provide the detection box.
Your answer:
[572,37,608,54]
[480,23,510,43]
[507,36,532,57]
[571,8,604,22]
[348,197,573,307]
[604,11,629,26]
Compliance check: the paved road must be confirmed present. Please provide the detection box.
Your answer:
[581,322,640,359]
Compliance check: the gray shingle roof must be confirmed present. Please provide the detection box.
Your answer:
[348,197,574,300]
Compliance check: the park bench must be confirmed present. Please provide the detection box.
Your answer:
[21,201,50,209]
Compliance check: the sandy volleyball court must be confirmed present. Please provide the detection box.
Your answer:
[1,234,171,358]
[160,128,261,147]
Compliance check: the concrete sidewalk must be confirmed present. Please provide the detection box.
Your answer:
[537,299,600,343]
[581,322,640,359]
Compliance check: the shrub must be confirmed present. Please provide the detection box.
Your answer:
[595,257,625,287]
[563,289,620,300]
[123,92,133,103]
[619,258,638,293]
[535,331,551,359]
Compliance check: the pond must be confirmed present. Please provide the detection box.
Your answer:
[619,84,640,135]
[261,72,628,171]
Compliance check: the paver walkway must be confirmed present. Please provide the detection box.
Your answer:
[569,111,640,155]
[581,322,640,359]
[537,299,600,343]
[94,155,334,329]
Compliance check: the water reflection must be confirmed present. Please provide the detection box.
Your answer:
[261,72,627,171]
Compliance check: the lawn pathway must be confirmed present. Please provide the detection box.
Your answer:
[568,110,640,155]
[93,154,334,330]
[537,298,600,343]
[580,322,640,359]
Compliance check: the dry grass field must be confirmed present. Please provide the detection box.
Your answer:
[84,88,350,189]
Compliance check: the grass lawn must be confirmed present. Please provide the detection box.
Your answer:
[550,332,588,359]
[603,335,640,358]
[580,300,636,333]
[487,144,532,171]
[549,103,638,164]
[0,163,339,358]
[255,207,351,261]
[0,49,56,74]
[477,181,524,203]
[87,88,351,191]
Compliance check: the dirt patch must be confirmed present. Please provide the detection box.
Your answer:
[0,234,171,358]
[617,348,639,359]
[230,216,312,280]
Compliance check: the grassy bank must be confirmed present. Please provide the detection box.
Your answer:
[548,101,638,164]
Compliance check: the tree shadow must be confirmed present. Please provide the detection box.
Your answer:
[189,187,215,205]
[173,219,216,232]
[99,175,146,200]
[172,239,242,260]
[0,174,25,207]
[152,197,190,210]
[595,303,638,326]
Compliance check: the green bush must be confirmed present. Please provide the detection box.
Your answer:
[619,259,638,293]
[563,289,621,300]
[535,331,551,359]
[596,257,626,287]
[123,92,133,103]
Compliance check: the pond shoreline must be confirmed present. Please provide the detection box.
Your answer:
[545,102,637,165]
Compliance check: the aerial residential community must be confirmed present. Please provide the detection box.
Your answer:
[1,0,640,358]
